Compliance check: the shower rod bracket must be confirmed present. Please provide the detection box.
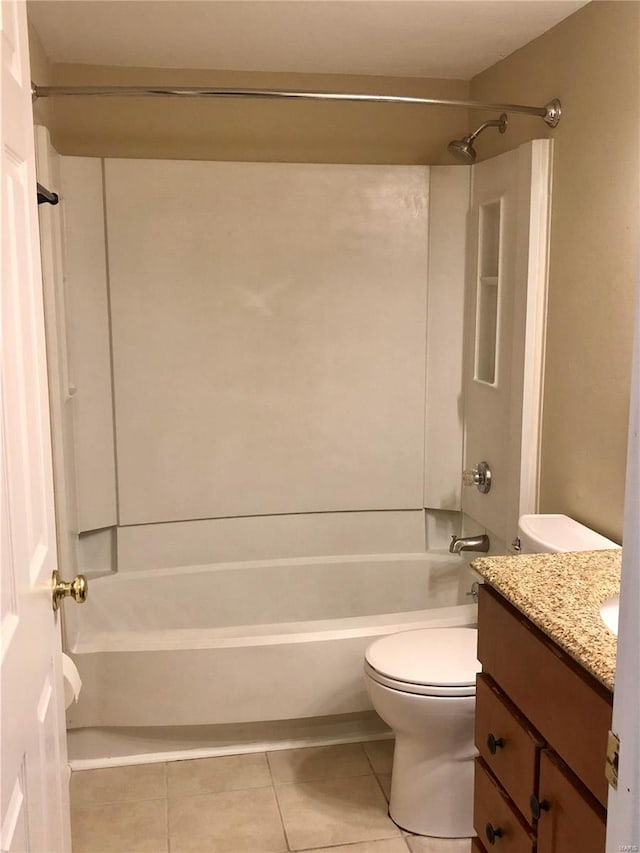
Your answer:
[543,98,562,127]
[31,82,562,127]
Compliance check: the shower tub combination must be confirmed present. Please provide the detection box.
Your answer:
[65,552,476,731]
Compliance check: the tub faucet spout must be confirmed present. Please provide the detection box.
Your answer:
[449,534,490,554]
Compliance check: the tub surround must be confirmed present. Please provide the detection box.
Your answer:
[472,549,621,691]
[51,152,469,579]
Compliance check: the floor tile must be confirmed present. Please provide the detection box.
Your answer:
[168,752,271,797]
[377,773,392,801]
[406,836,473,853]
[364,739,395,774]
[70,763,167,807]
[276,774,401,850]
[169,786,287,853]
[268,742,372,784]
[310,840,410,853]
[71,799,168,853]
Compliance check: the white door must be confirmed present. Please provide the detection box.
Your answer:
[1,2,72,850]
[462,140,552,548]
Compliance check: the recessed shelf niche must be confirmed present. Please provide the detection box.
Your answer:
[474,199,502,385]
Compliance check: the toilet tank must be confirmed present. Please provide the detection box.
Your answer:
[517,514,620,554]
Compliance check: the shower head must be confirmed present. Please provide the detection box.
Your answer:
[448,113,507,163]
[447,137,477,163]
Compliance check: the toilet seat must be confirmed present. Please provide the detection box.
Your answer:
[364,661,476,697]
[365,627,479,698]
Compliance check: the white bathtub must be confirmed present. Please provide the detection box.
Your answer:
[65,552,476,729]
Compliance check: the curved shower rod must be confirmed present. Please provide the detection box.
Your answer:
[31,83,562,127]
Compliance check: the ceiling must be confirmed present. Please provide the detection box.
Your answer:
[28,0,588,81]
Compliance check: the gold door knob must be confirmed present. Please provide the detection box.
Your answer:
[51,569,88,611]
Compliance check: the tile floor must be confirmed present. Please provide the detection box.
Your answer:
[70,740,472,853]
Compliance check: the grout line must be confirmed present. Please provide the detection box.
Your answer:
[164,761,170,852]
[362,740,392,778]
[71,794,169,807]
[355,739,375,774]
[273,771,375,789]
[266,751,293,852]
[293,833,404,851]
[165,783,275,803]
[362,741,395,805]
[373,772,391,804]
[362,743,378,776]
[268,741,375,788]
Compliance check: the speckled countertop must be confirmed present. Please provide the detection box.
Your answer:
[471,550,621,692]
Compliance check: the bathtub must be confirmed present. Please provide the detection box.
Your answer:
[65,552,476,729]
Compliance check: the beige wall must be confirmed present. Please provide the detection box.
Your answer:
[472,1,639,542]
[36,62,469,165]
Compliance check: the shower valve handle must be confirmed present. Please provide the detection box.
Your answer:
[463,460,492,494]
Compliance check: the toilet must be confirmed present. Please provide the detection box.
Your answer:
[365,626,479,837]
[364,513,620,838]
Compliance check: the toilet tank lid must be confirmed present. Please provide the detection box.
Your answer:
[365,627,479,687]
[517,514,620,553]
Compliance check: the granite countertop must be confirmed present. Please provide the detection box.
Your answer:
[471,550,621,692]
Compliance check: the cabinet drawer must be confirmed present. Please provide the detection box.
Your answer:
[536,749,606,853]
[474,758,534,853]
[478,585,612,807]
[475,674,543,822]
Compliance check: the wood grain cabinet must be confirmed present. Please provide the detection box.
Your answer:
[473,585,612,853]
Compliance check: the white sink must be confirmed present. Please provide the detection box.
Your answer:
[599,594,620,636]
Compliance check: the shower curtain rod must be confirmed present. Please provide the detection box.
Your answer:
[31,84,562,126]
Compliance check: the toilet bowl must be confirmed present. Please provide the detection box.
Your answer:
[364,627,479,837]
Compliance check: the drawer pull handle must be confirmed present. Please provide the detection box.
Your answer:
[487,733,505,754]
[485,823,503,845]
[530,794,550,820]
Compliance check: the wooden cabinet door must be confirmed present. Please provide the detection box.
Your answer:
[537,750,606,853]
[474,758,534,853]
[475,673,543,821]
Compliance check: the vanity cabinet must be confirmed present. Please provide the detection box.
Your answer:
[473,585,611,853]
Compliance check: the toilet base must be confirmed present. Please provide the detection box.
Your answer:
[388,730,475,837]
